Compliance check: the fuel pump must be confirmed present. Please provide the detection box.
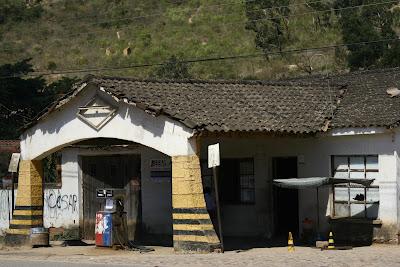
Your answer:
[95,189,128,247]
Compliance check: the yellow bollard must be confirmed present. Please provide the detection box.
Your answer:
[328,231,335,249]
[288,232,295,252]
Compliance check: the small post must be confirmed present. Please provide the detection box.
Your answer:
[11,172,14,215]
[208,143,224,252]
[7,178,11,222]
[316,187,320,234]
[212,166,224,252]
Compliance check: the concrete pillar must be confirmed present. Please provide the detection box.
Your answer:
[171,155,221,252]
[374,154,398,243]
[5,160,43,245]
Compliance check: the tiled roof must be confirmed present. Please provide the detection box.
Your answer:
[28,68,400,134]
[0,140,20,152]
[88,76,344,133]
[290,68,400,129]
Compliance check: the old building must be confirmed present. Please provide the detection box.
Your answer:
[2,68,400,251]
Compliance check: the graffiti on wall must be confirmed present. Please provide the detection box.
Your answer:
[44,189,78,219]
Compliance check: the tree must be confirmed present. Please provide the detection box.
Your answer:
[0,59,77,139]
[152,55,192,79]
[245,0,291,55]
[0,0,42,24]
[306,0,334,30]
[0,59,45,139]
[335,0,400,69]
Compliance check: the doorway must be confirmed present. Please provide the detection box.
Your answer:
[81,154,141,240]
[273,157,299,237]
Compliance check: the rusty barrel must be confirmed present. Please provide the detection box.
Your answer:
[31,227,49,247]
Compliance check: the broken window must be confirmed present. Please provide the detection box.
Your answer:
[332,155,379,219]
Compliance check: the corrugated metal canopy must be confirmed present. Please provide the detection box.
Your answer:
[273,177,374,189]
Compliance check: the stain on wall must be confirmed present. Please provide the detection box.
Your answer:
[0,190,13,235]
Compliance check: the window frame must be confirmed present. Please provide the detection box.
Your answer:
[43,152,62,189]
[201,157,256,205]
[331,155,379,219]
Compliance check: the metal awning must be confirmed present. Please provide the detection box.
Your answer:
[273,177,374,189]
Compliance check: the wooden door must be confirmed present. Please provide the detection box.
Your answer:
[82,155,141,240]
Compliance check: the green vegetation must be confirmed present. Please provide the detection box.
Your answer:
[0,0,349,81]
[0,59,77,139]
[0,0,399,83]
[245,0,292,54]
[334,0,400,69]
[152,55,192,79]
[0,0,43,24]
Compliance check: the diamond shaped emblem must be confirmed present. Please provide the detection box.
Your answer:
[77,95,118,130]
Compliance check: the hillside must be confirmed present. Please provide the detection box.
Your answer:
[0,0,344,80]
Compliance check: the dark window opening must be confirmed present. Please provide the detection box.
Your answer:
[201,158,255,205]
[0,152,13,189]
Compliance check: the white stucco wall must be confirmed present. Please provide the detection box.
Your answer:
[20,84,196,160]
[2,129,399,241]
[40,145,172,235]
[200,130,399,239]
[43,149,80,229]
[0,190,13,235]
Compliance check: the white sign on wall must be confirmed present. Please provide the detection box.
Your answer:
[150,159,172,182]
[208,143,220,168]
[8,153,20,173]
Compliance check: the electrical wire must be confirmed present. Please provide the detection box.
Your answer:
[31,0,328,27]
[1,36,398,79]
[0,0,396,53]
[57,0,336,29]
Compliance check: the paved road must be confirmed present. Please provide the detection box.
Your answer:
[1,245,400,267]
[0,260,119,267]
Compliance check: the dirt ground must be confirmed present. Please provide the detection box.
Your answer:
[1,242,400,266]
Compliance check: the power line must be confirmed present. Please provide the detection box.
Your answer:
[0,0,396,53]
[33,0,323,27]
[62,0,332,29]
[41,0,256,24]
[1,37,399,79]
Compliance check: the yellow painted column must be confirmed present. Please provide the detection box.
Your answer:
[6,160,43,244]
[172,155,221,252]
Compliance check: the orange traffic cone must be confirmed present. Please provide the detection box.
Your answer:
[288,232,295,252]
[328,232,335,249]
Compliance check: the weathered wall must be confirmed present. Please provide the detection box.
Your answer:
[200,130,399,241]
[171,155,221,252]
[0,145,172,235]
[141,148,172,235]
[0,190,13,235]
[43,149,79,229]
[3,129,399,243]
[39,145,173,235]
[20,84,195,161]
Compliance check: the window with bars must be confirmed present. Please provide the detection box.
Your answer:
[332,155,379,219]
[201,158,255,204]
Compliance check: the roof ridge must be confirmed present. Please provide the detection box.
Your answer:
[90,75,340,88]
